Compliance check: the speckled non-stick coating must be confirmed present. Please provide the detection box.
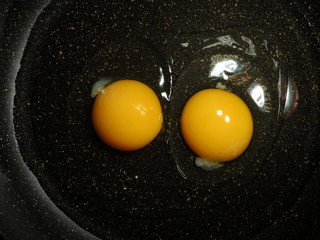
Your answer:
[2,0,319,239]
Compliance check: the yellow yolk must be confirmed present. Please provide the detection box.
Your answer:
[181,89,253,162]
[92,80,163,151]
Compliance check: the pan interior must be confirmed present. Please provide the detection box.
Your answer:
[13,0,319,239]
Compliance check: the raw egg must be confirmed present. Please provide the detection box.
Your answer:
[92,80,163,151]
[181,89,253,162]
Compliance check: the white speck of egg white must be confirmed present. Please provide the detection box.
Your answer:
[216,82,227,90]
[195,157,224,171]
[90,78,112,98]
[181,42,189,47]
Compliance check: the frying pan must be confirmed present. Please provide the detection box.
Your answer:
[0,0,319,239]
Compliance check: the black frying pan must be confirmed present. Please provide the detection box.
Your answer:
[1,0,319,239]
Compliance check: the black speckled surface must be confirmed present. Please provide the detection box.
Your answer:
[1,0,320,239]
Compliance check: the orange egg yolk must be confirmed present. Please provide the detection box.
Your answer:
[92,80,163,151]
[181,89,253,162]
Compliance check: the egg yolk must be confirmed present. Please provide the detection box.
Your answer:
[181,89,253,162]
[92,80,163,151]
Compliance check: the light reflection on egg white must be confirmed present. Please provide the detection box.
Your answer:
[247,82,266,109]
[208,55,246,83]
[284,77,298,115]
[277,69,298,118]
[209,59,241,80]
[202,35,239,50]
[241,36,257,57]
[159,66,172,101]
